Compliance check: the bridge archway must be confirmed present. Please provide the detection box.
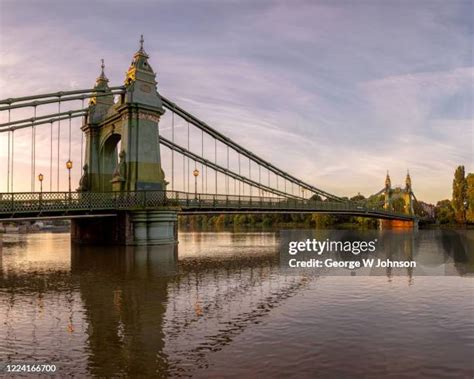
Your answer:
[100,133,121,191]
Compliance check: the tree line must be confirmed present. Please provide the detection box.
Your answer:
[180,165,474,228]
[179,192,411,229]
[435,165,474,224]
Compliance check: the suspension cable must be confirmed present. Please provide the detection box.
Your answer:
[68,112,72,161]
[214,139,217,195]
[160,137,300,199]
[0,86,124,105]
[0,88,124,111]
[249,158,252,197]
[11,129,14,192]
[7,109,10,192]
[31,106,36,191]
[80,98,84,171]
[182,150,185,191]
[171,108,175,191]
[162,97,342,201]
[187,122,190,193]
[33,105,37,191]
[50,121,53,191]
[31,119,33,191]
[57,99,61,190]
[226,145,229,195]
[201,129,204,192]
[238,153,241,197]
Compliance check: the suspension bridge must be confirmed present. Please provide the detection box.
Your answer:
[0,37,418,244]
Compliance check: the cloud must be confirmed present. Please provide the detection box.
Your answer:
[0,0,472,202]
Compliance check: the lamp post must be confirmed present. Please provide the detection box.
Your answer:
[38,173,44,204]
[38,173,44,194]
[193,168,199,200]
[66,160,73,199]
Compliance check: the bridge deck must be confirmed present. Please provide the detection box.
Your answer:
[0,190,415,221]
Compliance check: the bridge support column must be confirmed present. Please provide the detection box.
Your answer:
[71,210,178,245]
[131,211,178,245]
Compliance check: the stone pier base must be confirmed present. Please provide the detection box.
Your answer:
[379,219,418,230]
[71,210,178,245]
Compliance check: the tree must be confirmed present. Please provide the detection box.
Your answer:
[391,197,406,213]
[452,166,467,223]
[435,199,455,224]
[466,173,474,223]
[311,214,335,228]
[310,194,323,202]
[350,193,365,202]
[413,200,427,218]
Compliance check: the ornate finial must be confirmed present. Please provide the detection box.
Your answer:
[139,34,144,51]
[97,58,108,82]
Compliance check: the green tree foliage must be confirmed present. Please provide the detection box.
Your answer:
[365,194,384,209]
[309,194,323,202]
[466,173,474,223]
[435,199,455,224]
[350,193,365,202]
[413,200,427,218]
[311,214,335,228]
[391,197,406,213]
[452,165,467,223]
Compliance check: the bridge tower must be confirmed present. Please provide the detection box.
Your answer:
[80,36,167,193]
[72,36,177,246]
[404,170,414,215]
[380,170,416,229]
[384,171,392,210]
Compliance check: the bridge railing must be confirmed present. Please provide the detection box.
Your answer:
[0,190,412,219]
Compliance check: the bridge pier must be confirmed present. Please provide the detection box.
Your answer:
[71,210,178,245]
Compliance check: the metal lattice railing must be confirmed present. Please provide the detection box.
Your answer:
[0,190,415,220]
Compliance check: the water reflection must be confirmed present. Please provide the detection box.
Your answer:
[71,244,177,377]
[0,230,472,377]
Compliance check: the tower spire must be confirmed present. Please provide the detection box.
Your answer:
[135,34,148,57]
[385,170,391,189]
[90,58,111,106]
[405,169,412,191]
[125,35,155,86]
[96,58,108,83]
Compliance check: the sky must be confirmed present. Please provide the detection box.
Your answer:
[0,0,472,203]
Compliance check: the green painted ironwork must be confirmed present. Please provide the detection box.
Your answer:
[0,190,416,221]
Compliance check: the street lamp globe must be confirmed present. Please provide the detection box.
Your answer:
[66,160,73,170]
[193,168,199,177]
[38,173,44,182]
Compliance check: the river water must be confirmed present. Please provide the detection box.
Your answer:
[0,229,473,378]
